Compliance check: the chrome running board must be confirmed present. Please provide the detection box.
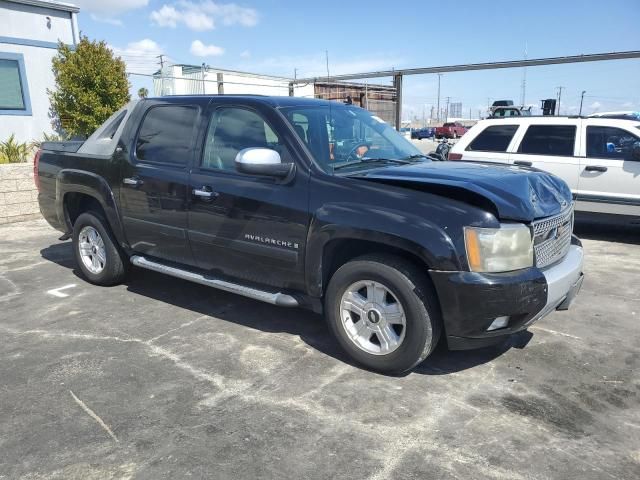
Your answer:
[130,255,299,307]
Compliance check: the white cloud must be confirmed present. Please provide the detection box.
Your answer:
[73,0,149,14]
[90,14,123,26]
[150,5,181,28]
[150,1,258,31]
[589,101,602,111]
[622,101,634,108]
[240,50,251,58]
[110,39,164,74]
[74,0,148,23]
[190,40,225,57]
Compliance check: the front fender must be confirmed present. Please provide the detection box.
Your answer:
[56,169,127,247]
[305,202,461,297]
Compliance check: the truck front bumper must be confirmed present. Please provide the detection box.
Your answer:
[430,237,584,350]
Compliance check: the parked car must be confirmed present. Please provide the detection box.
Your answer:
[449,116,640,219]
[490,106,532,118]
[435,122,467,139]
[411,127,435,140]
[36,96,584,373]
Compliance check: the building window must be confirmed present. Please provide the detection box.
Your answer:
[0,53,31,116]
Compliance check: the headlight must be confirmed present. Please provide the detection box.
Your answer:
[464,224,533,272]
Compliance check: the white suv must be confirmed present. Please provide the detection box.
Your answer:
[450,117,640,218]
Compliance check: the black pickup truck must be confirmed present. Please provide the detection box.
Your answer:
[36,95,584,373]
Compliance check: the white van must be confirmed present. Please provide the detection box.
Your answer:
[450,117,640,218]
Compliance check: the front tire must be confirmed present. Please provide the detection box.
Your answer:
[325,254,441,374]
[72,211,128,286]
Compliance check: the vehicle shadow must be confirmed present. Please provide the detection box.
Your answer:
[40,241,527,377]
[574,216,640,245]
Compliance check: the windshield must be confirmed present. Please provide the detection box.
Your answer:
[280,104,426,174]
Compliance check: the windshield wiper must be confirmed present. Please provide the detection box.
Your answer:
[333,157,411,171]
[401,154,430,161]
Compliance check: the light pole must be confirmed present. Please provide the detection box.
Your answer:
[436,74,442,122]
[579,90,586,116]
[556,86,564,115]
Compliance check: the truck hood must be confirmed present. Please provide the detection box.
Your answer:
[349,161,572,222]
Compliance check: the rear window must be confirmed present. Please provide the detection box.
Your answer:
[518,125,576,156]
[135,105,199,165]
[443,123,455,127]
[467,125,518,152]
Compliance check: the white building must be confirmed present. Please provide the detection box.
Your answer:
[0,0,79,143]
[152,65,398,124]
[153,64,315,99]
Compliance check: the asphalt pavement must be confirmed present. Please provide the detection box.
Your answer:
[0,219,638,479]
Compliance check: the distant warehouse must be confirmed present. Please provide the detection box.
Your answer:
[153,64,397,125]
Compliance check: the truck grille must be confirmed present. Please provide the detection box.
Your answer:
[532,206,574,269]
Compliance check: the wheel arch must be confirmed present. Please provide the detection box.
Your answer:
[305,225,457,298]
[57,170,127,248]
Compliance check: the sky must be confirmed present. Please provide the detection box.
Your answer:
[73,0,640,120]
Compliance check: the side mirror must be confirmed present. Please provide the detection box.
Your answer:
[235,148,294,178]
[632,142,640,161]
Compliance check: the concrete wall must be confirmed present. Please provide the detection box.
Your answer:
[0,163,40,225]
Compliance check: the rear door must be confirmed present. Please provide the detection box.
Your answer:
[456,123,519,163]
[576,122,640,216]
[187,100,310,291]
[509,121,581,191]
[119,100,205,266]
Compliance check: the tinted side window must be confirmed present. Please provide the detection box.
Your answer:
[467,125,518,152]
[518,125,576,156]
[586,126,640,160]
[136,106,198,165]
[202,107,289,171]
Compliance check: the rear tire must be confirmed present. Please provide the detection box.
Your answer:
[325,254,441,374]
[72,211,128,286]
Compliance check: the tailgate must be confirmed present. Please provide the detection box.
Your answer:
[41,141,84,153]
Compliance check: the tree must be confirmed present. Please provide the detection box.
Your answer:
[49,36,130,138]
[138,87,149,98]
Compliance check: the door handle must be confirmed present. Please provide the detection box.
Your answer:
[585,165,608,173]
[514,160,532,167]
[192,187,219,199]
[123,177,143,186]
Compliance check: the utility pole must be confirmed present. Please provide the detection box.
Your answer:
[201,63,206,94]
[520,42,528,107]
[436,73,442,122]
[556,86,564,115]
[157,54,165,95]
[445,96,450,122]
[579,90,586,116]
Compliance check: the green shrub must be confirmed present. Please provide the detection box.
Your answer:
[0,134,33,164]
[30,131,70,150]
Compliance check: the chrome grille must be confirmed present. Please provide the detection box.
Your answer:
[532,206,574,269]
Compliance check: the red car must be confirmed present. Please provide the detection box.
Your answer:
[435,122,467,139]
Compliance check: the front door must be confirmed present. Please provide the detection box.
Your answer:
[187,101,310,291]
[119,101,202,266]
[577,124,640,216]
[509,122,581,192]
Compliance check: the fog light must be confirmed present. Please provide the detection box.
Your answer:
[487,316,510,331]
